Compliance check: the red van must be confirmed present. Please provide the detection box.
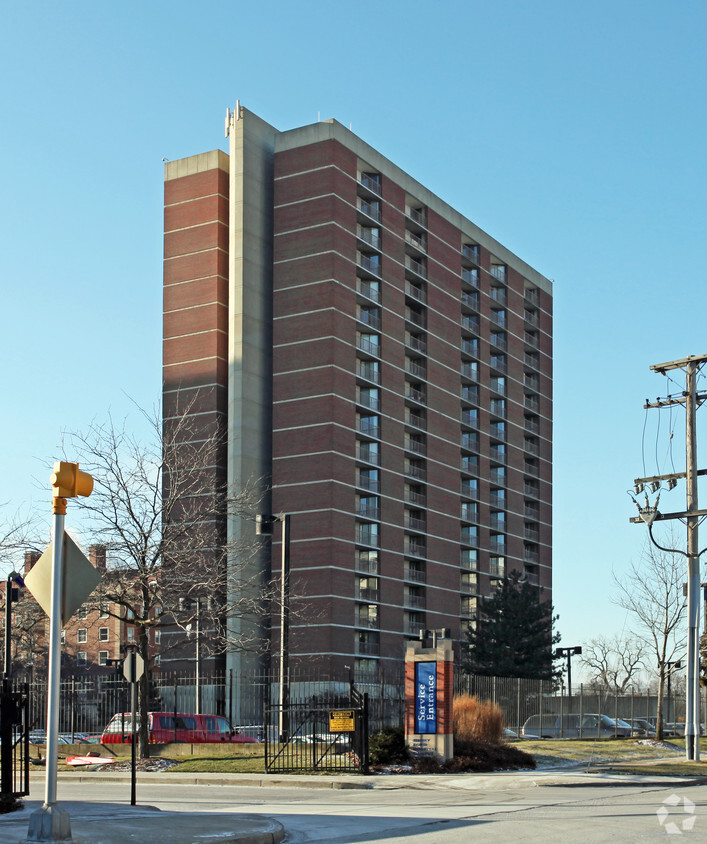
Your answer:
[101,712,260,744]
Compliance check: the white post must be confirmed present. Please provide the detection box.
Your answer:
[26,499,74,841]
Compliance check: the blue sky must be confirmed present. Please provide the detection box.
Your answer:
[2,1,706,670]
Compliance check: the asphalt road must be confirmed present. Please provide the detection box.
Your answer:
[12,774,706,843]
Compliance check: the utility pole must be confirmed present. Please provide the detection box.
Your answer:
[631,353,707,762]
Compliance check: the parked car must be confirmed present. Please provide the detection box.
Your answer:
[521,713,632,739]
[101,712,259,745]
[625,719,656,738]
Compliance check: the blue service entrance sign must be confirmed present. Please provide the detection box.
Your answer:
[415,661,437,734]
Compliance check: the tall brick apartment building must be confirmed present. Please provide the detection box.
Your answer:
[163,105,553,680]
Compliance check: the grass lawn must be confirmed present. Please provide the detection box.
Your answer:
[517,737,707,778]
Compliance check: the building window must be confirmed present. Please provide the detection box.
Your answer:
[77,629,87,644]
[154,630,161,645]
[461,525,478,546]
[126,628,134,642]
[356,522,380,547]
[355,550,379,573]
[99,605,109,618]
[60,630,66,644]
[77,652,87,666]
[461,548,477,569]
[461,501,478,522]
[98,627,109,642]
[76,606,88,620]
[98,651,108,666]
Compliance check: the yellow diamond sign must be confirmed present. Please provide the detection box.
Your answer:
[24,532,102,626]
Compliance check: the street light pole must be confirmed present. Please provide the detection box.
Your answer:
[256,513,291,742]
[554,646,582,699]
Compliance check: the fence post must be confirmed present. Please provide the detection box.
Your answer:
[539,680,544,736]
[579,684,584,739]
[70,677,76,741]
[516,678,521,736]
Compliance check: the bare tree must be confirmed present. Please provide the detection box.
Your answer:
[613,537,686,740]
[63,405,272,756]
[580,634,646,693]
[0,508,43,675]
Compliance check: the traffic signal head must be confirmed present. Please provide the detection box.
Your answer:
[50,461,94,498]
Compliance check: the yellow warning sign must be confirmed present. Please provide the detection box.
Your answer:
[329,709,356,732]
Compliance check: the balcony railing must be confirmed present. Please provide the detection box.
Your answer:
[490,355,507,373]
[524,309,539,326]
[355,614,380,629]
[405,594,426,610]
[489,515,505,532]
[490,310,506,327]
[525,417,540,434]
[406,308,425,328]
[462,244,480,263]
[525,287,539,305]
[355,587,380,602]
[405,257,427,279]
[356,641,380,656]
[356,390,380,411]
[404,538,426,557]
[524,549,540,564]
[357,475,380,492]
[356,419,380,440]
[405,490,427,507]
[461,268,479,287]
[404,437,426,456]
[524,526,540,541]
[355,555,379,574]
[405,514,426,532]
[407,207,427,226]
[356,504,380,520]
[489,537,506,554]
[358,200,381,221]
[461,292,478,309]
[356,278,380,303]
[525,395,540,412]
[405,412,426,431]
[357,309,380,330]
[405,335,427,355]
[405,385,427,404]
[524,503,540,519]
[356,445,380,465]
[490,333,507,351]
[462,314,480,333]
[405,281,427,304]
[404,566,426,583]
[489,492,505,509]
[524,481,540,497]
[488,562,505,579]
[359,173,382,194]
[405,230,427,251]
[461,456,478,474]
[406,359,427,379]
[489,286,507,305]
[490,265,506,282]
[356,362,380,384]
[357,336,381,358]
[461,362,478,381]
[406,621,426,636]
[403,465,425,485]
[358,254,381,276]
[357,227,381,249]
[525,331,538,347]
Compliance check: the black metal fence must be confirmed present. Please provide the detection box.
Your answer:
[1,680,29,805]
[264,685,369,774]
[18,669,703,741]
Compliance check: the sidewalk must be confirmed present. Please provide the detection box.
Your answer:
[5,799,285,844]
[9,766,703,844]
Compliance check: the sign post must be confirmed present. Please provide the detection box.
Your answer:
[123,649,144,806]
[404,634,454,761]
[24,462,95,843]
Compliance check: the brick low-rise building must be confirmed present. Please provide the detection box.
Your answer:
[163,105,553,680]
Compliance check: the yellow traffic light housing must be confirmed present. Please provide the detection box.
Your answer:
[50,461,93,499]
